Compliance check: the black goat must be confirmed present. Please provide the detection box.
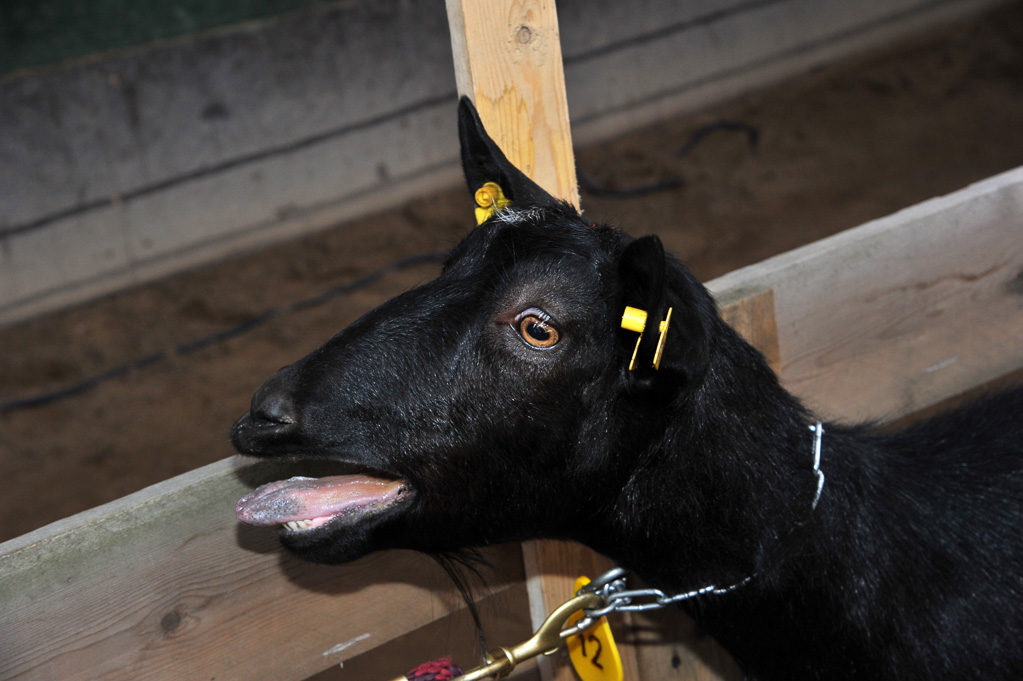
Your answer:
[233,99,1023,680]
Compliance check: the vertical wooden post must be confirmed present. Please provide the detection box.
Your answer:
[445,3,613,680]
[717,288,782,374]
[446,0,580,208]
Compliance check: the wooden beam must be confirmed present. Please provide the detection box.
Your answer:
[0,458,525,681]
[446,0,579,208]
[309,583,539,681]
[709,166,1023,422]
[717,287,782,375]
[445,3,609,680]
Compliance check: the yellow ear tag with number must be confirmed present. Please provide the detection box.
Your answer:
[566,576,624,681]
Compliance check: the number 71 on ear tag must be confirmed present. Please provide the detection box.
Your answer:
[566,576,624,681]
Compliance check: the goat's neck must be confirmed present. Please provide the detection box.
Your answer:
[586,328,893,677]
[671,423,893,680]
[593,331,821,588]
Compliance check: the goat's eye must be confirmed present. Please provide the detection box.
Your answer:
[515,310,560,349]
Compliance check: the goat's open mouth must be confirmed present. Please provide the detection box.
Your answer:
[235,474,411,534]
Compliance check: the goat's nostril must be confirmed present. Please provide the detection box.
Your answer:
[251,390,297,427]
[249,364,301,430]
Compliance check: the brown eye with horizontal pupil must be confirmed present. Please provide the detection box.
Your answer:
[516,313,560,349]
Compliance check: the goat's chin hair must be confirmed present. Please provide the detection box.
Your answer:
[430,550,493,659]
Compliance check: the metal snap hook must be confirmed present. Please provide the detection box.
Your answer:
[452,591,605,680]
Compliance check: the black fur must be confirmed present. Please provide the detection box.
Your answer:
[232,98,1023,680]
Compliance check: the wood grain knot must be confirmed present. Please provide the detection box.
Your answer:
[515,25,534,44]
[161,609,182,634]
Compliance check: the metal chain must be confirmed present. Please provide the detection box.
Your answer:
[396,567,753,679]
[571,567,751,632]
[571,422,823,630]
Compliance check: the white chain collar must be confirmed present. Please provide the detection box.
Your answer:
[810,421,825,509]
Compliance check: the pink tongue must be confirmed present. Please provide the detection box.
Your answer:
[236,474,405,526]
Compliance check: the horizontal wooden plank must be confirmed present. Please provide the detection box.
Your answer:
[309,582,539,681]
[0,457,525,681]
[709,165,1023,422]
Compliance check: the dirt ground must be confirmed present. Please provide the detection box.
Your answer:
[2,3,1022,544]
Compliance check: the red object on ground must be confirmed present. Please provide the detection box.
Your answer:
[405,656,463,680]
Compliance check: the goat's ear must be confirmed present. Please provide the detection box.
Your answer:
[618,235,711,390]
[457,97,562,211]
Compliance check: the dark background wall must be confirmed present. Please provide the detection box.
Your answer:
[0,0,1004,326]
[1,0,332,75]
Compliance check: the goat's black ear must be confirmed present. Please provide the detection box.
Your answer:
[457,97,562,210]
[618,235,711,389]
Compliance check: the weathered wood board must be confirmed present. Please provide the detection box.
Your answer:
[445,3,599,680]
[446,0,580,208]
[0,458,526,681]
[309,582,539,681]
[710,166,1023,422]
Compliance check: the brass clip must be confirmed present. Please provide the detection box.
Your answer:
[461,591,603,680]
[390,591,603,681]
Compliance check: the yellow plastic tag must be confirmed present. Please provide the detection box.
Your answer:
[620,306,673,371]
[566,576,624,681]
[474,181,511,225]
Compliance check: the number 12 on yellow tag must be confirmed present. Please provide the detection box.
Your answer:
[566,576,624,681]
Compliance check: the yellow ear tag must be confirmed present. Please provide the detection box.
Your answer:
[474,181,511,225]
[652,307,672,369]
[620,306,673,370]
[566,576,624,681]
